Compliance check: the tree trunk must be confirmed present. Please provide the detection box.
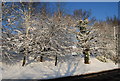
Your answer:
[55,55,57,66]
[40,56,43,62]
[84,52,90,64]
[83,48,90,64]
[22,56,26,66]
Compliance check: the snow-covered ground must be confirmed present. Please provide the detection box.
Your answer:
[1,56,119,79]
[0,62,2,81]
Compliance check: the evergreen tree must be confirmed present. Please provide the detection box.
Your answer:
[75,19,96,64]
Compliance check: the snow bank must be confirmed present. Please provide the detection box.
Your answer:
[1,57,119,79]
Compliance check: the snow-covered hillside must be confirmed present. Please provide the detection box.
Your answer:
[1,57,119,79]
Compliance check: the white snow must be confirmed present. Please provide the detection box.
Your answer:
[0,62,2,81]
[1,57,119,79]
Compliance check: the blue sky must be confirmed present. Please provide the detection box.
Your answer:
[4,2,118,21]
[64,2,118,21]
[5,2,118,21]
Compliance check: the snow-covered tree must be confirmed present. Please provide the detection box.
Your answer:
[93,20,119,64]
[2,2,74,66]
[74,19,98,64]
